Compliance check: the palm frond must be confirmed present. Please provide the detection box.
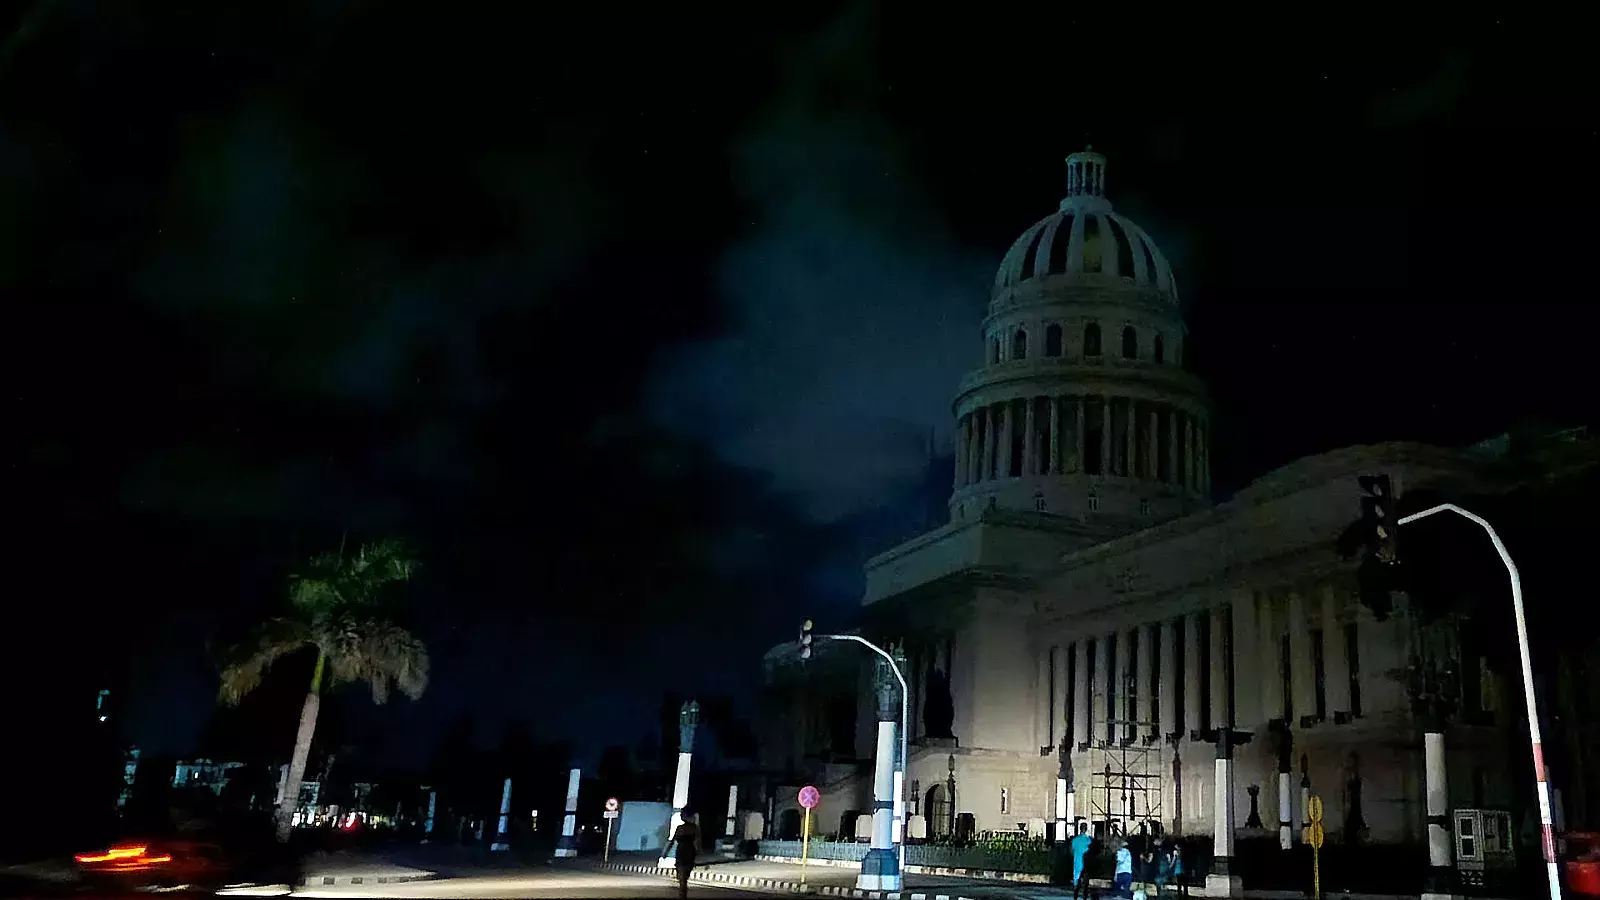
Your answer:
[217,617,314,706]
[322,616,429,705]
[290,539,418,612]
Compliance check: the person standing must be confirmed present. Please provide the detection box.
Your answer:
[1070,821,1094,900]
[665,811,701,899]
[1114,840,1134,898]
[1169,845,1187,898]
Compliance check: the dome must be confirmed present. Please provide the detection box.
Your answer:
[992,148,1179,304]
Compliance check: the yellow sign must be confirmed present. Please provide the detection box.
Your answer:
[1308,793,1324,900]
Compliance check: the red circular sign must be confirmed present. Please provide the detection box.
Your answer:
[798,785,820,809]
[605,797,620,812]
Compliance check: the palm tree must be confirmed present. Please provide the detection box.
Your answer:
[219,537,429,842]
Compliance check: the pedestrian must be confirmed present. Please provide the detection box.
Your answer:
[1114,840,1134,898]
[1070,821,1094,900]
[1151,842,1171,898]
[664,810,700,899]
[1170,844,1187,898]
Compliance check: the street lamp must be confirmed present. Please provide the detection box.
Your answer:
[1397,502,1561,900]
[799,626,909,881]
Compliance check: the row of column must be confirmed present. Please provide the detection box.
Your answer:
[1043,587,1358,749]
[956,395,1208,493]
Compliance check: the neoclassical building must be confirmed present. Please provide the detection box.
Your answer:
[759,150,1523,863]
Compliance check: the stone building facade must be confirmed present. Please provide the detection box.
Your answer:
[759,150,1521,853]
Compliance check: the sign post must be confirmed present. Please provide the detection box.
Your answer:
[799,785,820,886]
[1308,794,1325,900]
[603,797,620,864]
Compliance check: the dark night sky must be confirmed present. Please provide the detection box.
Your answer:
[9,5,1598,769]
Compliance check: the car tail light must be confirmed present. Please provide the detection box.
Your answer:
[76,844,173,869]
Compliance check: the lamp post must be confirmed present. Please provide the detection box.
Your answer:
[801,626,909,885]
[659,700,700,868]
[1396,502,1560,900]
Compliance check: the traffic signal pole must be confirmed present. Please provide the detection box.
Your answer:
[1396,502,1561,900]
[798,622,909,882]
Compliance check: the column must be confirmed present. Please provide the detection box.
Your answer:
[1124,400,1137,477]
[1209,737,1241,896]
[1321,585,1352,717]
[1136,622,1154,741]
[1024,396,1037,475]
[1158,619,1178,741]
[998,401,1014,478]
[1424,732,1452,897]
[859,657,902,891]
[1186,417,1197,490]
[725,784,739,839]
[659,701,699,867]
[1099,398,1112,477]
[1209,607,1228,732]
[1288,592,1316,724]
[1183,614,1202,738]
[1117,628,1135,744]
[1259,593,1283,724]
[1092,635,1109,747]
[1052,644,1070,755]
[979,405,992,477]
[554,768,580,857]
[1055,741,1074,841]
[1037,647,1053,750]
[1167,410,1180,485]
[1148,407,1161,483]
[968,413,982,484]
[1231,592,1261,731]
[491,778,513,851]
[955,416,970,488]
[1279,761,1294,850]
[1048,396,1061,475]
[1072,640,1090,749]
[1074,397,1086,473]
[1199,420,1210,494]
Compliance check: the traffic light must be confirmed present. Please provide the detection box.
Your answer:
[798,619,813,660]
[1358,474,1399,564]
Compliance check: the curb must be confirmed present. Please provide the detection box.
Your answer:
[596,861,983,900]
[302,873,436,887]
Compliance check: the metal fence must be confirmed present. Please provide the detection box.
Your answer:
[755,839,1052,875]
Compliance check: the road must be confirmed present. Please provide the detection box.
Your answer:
[232,867,784,899]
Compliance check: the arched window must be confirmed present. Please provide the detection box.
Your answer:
[1083,323,1101,356]
[990,337,1001,364]
[1012,329,1028,360]
[1045,324,1063,357]
[1121,326,1137,359]
[1153,335,1165,363]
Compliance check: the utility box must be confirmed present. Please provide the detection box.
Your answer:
[1454,808,1515,889]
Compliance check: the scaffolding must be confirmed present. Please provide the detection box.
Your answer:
[1086,671,1168,839]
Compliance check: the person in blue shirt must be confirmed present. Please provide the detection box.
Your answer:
[1070,821,1094,899]
[1114,840,1134,897]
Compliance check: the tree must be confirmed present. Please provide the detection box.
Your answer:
[218,537,429,842]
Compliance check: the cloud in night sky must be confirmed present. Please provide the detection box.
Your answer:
[648,6,988,522]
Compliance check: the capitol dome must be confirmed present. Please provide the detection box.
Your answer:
[992,148,1178,306]
[949,148,1210,533]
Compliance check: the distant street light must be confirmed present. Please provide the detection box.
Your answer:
[1396,502,1560,900]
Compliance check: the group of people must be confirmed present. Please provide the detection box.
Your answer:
[1067,821,1187,899]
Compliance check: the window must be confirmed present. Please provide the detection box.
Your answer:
[1312,628,1327,722]
[1139,498,1152,516]
[1012,329,1028,360]
[1153,335,1165,364]
[1083,323,1102,356]
[1121,326,1138,359]
[1345,623,1362,717]
[1034,493,1047,511]
[1045,323,1063,357]
[991,338,1001,364]
[1000,787,1010,815]
[1087,493,1100,512]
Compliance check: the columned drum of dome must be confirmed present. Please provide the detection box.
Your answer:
[950,148,1210,530]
